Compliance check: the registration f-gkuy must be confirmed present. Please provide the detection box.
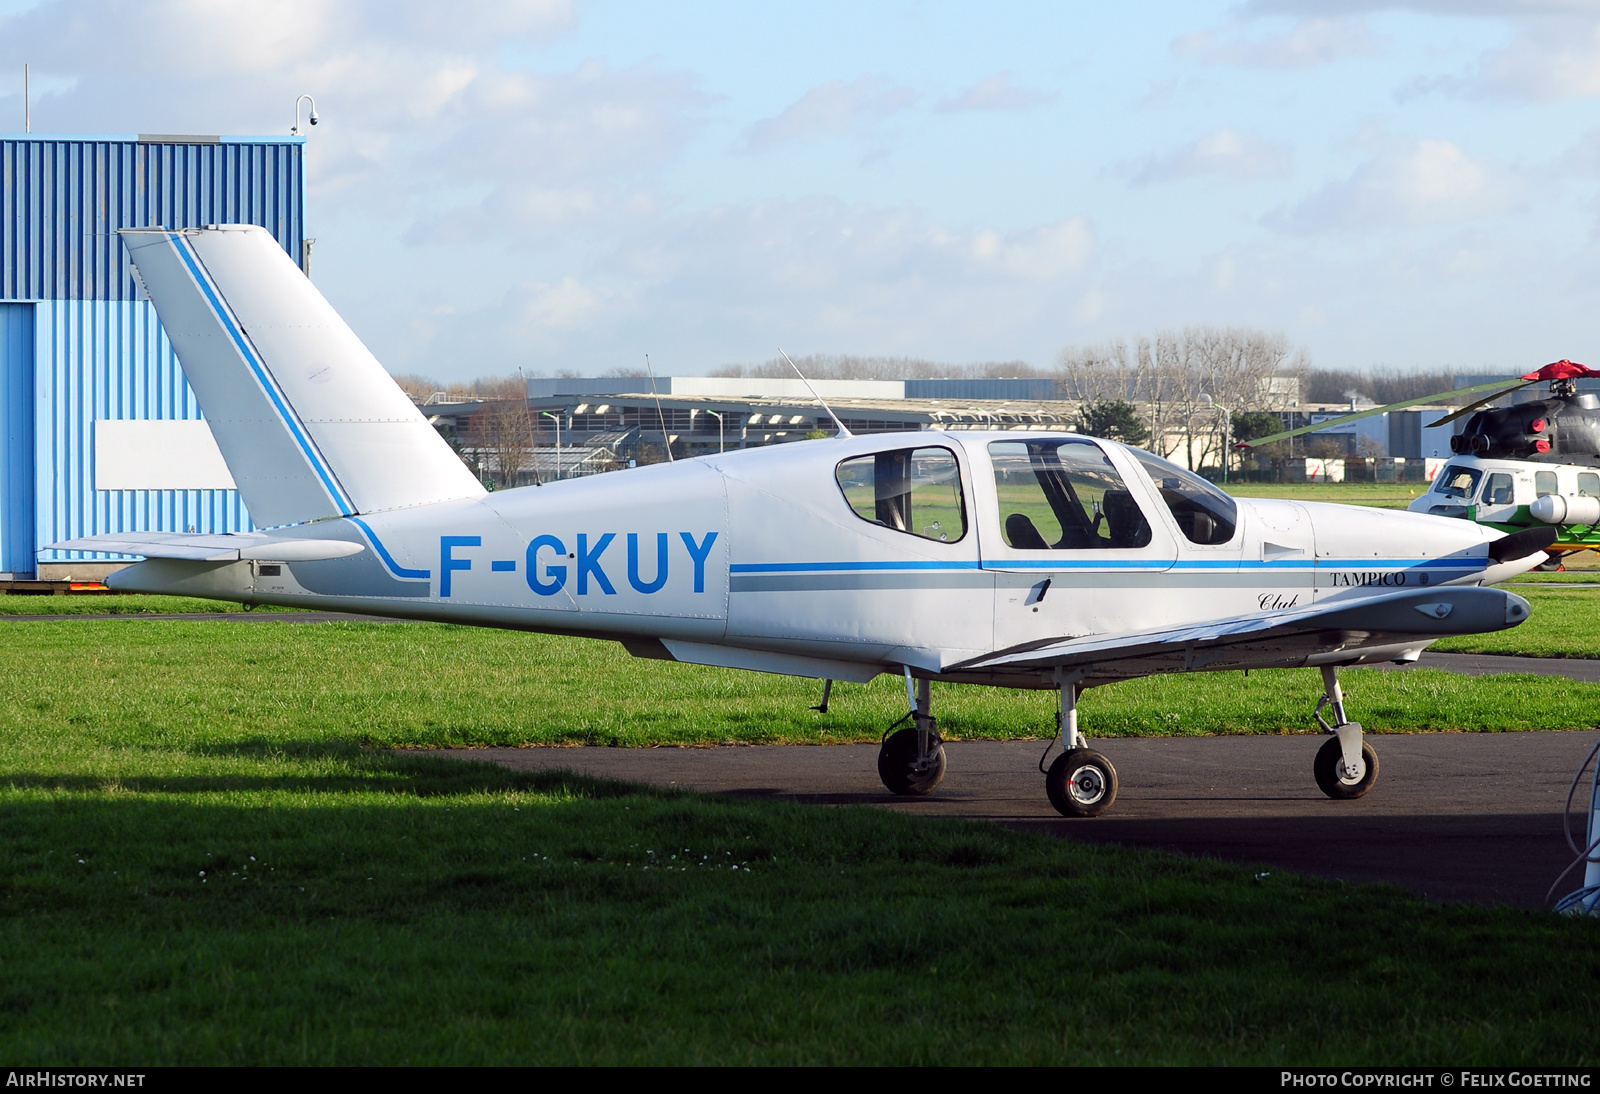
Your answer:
[58,226,1555,816]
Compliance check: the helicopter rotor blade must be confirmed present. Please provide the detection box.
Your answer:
[1422,379,1538,429]
[1233,377,1533,449]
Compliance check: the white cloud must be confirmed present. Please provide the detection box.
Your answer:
[1270,138,1519,232]
[934,73,1052,114]
[1475,14,1600,100]
[1176,17,1385,68]
[1244,3,1600,102]
[516,276,609,331]
[741,77,913,151]
[1120,129,1293,186]
[399,197,1101,373]
[971,220,1093,280]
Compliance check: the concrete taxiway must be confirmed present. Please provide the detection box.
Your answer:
[448,730,1600,910]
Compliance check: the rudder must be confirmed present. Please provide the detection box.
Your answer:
[122,226,485,528]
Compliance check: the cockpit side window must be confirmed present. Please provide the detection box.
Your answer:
[1127,448,1238,546]
[988,439,1153,550]
[835,447,967,543]
[1482,472,1514,506]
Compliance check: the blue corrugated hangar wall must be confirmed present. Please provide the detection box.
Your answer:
[0,134,305,578]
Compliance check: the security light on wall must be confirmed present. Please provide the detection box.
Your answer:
[291,94,319,135]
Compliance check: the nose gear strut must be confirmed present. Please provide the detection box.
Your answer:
[1312,665,1379,799]
[877,667,946,795]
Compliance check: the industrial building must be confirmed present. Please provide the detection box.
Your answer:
[522,376,1082,458]
[1,133,304,579]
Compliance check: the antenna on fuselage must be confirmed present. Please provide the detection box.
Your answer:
[644,353,674,463]
[779,348,854,439]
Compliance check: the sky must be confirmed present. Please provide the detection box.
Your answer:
[2,0,1599,382]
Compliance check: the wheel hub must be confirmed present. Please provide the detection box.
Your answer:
[1069,765,1106,804]
[1337,756,1366,784]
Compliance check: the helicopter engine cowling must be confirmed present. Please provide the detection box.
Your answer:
[1529,493,1600,525]
[1448,394,1600,463]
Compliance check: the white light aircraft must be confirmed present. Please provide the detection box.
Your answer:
[55,226,1555,816]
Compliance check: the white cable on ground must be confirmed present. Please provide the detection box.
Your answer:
[1549,738,1600,915]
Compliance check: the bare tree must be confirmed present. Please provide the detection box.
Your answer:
[469,381,534,488]
[1058,327,1304,471]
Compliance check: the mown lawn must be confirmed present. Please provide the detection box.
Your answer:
[4,618,1600,747]
[1228,482,1426,510]
[3,617,1599,1064]
[1433,587,1600,659]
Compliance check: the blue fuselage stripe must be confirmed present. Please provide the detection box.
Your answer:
[730,557,1487,574]
[349,517,430,580]
[168,234,354,516]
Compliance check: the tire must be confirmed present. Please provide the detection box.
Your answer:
[1313,736,1378,800]
[1045,748,1118,818]
[883,726,940,793]
[877,727,946,795]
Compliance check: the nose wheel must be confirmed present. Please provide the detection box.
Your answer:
[1313,666,1379,800]
[1314,736,1378,799]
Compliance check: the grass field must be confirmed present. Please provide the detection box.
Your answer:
[0,594,305,615]
[2,616,1599,1064]
[1227,481,1428,510]
[5,618,1600,746]
[1433,587,1600,658]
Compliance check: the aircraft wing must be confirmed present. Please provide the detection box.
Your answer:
[951,586,1528,679]
[48,531,365,563]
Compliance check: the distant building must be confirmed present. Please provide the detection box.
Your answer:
[521,377,1083,457]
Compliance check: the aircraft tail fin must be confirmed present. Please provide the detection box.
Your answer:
[121,226,486,528]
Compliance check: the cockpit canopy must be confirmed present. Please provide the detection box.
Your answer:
[832,436,1238,550]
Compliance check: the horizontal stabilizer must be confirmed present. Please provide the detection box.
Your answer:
[952,586,1529,677]
[121,226,486,528]
[50,531,365,563]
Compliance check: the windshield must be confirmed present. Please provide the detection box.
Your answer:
[1434,464,1481,501]
[1127,448,1238,546]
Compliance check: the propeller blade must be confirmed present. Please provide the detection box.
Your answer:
[1486,526,1557,563]
[1234,377,1532,449]
[1422,379,1537,429]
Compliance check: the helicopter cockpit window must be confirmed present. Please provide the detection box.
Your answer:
[1128,448,1238,546]
[1581,473,1600,498]
[1435,465,1481,500]
[988,439,1152,550]
[835,447,967,543]
[1536,471,1558,498]
[1483,473,1514,506]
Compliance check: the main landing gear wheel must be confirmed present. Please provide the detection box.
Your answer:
[878,728,946,796]
[1045,748,1118,818]
[1313,736,1378,800]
